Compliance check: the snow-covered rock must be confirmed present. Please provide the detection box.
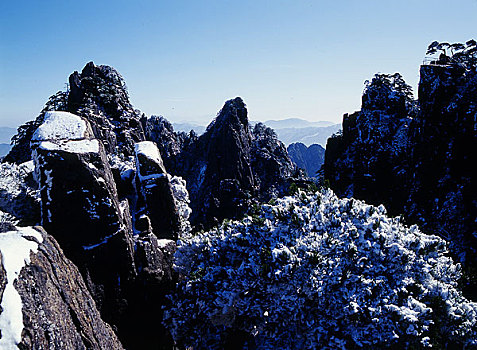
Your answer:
[0,226,123,349]
[134,141,181,239]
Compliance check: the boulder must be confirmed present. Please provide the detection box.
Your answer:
[134,141,181,239]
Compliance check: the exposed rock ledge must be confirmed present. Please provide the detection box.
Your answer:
[0,226,123,349]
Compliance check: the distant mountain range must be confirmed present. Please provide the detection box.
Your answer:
[172,122,206,135]
[0,127,15,157]
[172,118,341,147]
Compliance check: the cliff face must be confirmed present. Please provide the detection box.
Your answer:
[407,64,477,265]
[0,226,124,349]
[324,60,477,280]
[146,98,299,229]
[287,142,325,177]
[27,110,179,349]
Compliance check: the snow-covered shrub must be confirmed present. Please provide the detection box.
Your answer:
[0,161,40,224]
[170,175,192,234]
[165,189,477,349]
[0,210,18,233]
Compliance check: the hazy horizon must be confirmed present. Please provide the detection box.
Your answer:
[1,0,476,128]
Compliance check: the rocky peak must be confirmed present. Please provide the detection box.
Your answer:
[324,41,477,298]
[5,62,145,164]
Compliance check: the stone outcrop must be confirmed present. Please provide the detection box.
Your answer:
[134,141,181,239]
[5,62,145,164]
[31,111,137,336]
[0,226,124,349]
[146,98,299,229]
[28,110,181,349]
[323,57,477,296]
[287,142,325,178]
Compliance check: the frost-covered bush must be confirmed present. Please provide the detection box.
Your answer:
[165,189,477,349]
[170,175,192,234]
[0,161,40,224]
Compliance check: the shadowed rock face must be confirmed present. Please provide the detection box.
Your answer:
[0,226,124,350]
[287,142,325,178]
[323,63,477,290]
[134,141,181,240]
[30,111,179,349]
[146,98,299,229]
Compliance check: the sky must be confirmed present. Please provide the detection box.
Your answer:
[1,0,476,128]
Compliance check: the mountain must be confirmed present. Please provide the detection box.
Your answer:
[273,123,341,146]
[287,142,325,177]
[172,122,206,135]
[0,62,303,348]
[0,144,11,157]
[0,126,16,143]
[143,99,303,229]
[171,118,341,147]
[259,118,335,129]
[324,41,477,298]
[1,43,476,349]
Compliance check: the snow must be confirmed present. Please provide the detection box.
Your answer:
[38,139,99,154]
[82,230,119,250]
[0,227,43,348]
[166,189,477,348]
[32,111,88,141]
[135,141,162,165]
[157,238,174,248]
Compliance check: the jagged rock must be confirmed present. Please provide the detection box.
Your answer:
[323,53,477,297]
[5,62,145,164]
[68,62,146,156]
[146,98,299,229]
[324,73,414,214]
[287,142,325,177]
[251,123,297,199]
[31,111,137,339]
[134,141,181,239]
[0,226,123,349]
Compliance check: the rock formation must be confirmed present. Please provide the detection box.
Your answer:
[134,141,181,239]
[323,46,477,296]
[29,110,180,348]
[5,62,145,164]
[146,98,299,229]
[287,142,325,177]
[0,225,124,349]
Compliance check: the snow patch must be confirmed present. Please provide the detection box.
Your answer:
[32,111,88,141]
[38,139,99,154]
[135,141,162,165]
[0,227,43,348]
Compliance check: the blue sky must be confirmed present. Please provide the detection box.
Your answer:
[1,0,476,127]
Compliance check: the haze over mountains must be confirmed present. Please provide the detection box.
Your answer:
[172,117,341,147]
[0,127,15,157]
